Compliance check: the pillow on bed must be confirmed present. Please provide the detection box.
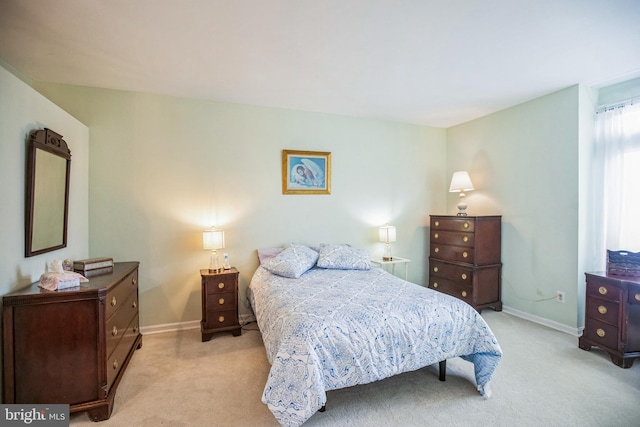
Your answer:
[257,247,284,264]
[261,244,319,278]
[317,244,371,270]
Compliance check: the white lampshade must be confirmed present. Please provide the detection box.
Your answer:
[378,224,397,244]
[203,228,225,250]
[449,171,474,192]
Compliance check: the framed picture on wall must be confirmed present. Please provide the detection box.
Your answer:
[282,150,331,195]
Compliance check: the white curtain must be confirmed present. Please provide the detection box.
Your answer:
[594,101,640,263]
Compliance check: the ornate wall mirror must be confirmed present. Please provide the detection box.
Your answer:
[25,128,71,257]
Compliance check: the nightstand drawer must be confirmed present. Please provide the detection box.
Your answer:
[431,230,474,247]
[205,276,236,294]
[205,309,237,329]
[584,318,619,350]
[206,291,236,311]
[586,297,619,326]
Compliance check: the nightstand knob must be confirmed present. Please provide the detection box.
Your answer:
[463,222,469,229]
[434,233,439,239]
[218,282,225,289]
[463,236,469,243]
[461,273,467,280]
[133,326,138,334]
[598,286,607,295]
[461,291,467,297]
[598,305,607,315]
[433,282,438,288]
[218,316,225,323]
[596,328,605,337]
[132,301,137,309]
[635,293,640,302]
[112,326,118,336]
[462,252,468,258]
[433,267,438,273]
[111,296,117,307]
[113,360,119,370]
[132,278,137,286]
[434,247,439,253]
[218,298,225,305]
[434,221,440,227]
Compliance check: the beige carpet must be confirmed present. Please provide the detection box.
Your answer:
[69,311,640,426]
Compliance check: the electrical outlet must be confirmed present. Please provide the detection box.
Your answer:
[556,291,565,303]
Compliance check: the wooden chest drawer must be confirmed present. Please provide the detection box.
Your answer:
[430,259,473,284]
[431,244,475,264]
[431,229,474,247]
[106,313,139,392]
[586,278,622,302]
[205,309,238,329]
[205,274,236,295]
[585,297,619,326]
[206,291,236,312]
[431,217,475,232]
[584,318,619,350]
[106,290,139,359]
[105,269,138,320]
[430,279,473,305]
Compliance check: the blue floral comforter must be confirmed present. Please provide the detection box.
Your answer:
[248,266,502,427]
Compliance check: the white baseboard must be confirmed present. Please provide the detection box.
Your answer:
[502,305,583,337]
[140,314,256,336]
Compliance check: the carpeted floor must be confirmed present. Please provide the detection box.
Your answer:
[69,311,640,426]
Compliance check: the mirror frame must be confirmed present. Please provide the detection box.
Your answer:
[25,128,72,257]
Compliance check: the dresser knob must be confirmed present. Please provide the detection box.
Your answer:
[461,273,467,280]
[132,301,137,309]
[434,221,439,227]
[434,248,439,253]
[461,291,467,297]
[112,326,118,336]
[218,316,225,323]
[218,282,225,289]
[433,282,438,288]
[113,360,119,370]
[434,233,439,239]
[133,326,138,334]
[462,252,468,258]
[433,267,438,273]
[132,278,137,286]
[463,222,469,229]
[635,294,640,302]
[598,286,607,295]
[598,305,607,315]
[218,298,225,305]
[111,296,117,307]
[463,236,469,243]
[596,328,605,338]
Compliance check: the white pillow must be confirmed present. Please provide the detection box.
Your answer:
[261,244,319,278]
[317,244,371,270]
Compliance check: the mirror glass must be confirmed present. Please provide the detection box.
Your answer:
[25,128,71,257]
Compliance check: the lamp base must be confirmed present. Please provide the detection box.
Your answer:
[456,193,469,216]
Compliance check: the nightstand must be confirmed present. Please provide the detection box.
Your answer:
[371,257,410,280]
[200,268,241,342]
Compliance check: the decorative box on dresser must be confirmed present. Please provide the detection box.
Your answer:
[428,215,502,312]
[579,272,640,368]
[2,262,142,421]
[200,268,241,342]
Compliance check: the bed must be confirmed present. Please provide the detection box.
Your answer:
[248,244,502,427]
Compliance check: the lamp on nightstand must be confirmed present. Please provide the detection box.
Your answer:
[449,171,475,216]
[203,226,225,272]
[379,224,396,261]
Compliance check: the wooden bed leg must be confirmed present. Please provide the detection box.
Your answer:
[319,405,326,412]
[439,360,446,381]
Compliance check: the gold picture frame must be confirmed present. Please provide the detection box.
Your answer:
[282,150,331,195]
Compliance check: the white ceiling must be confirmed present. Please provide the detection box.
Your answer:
[1,0,639,128]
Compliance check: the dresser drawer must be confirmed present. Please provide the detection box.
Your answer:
[430,259,472,284]
[586,278,622,302]
[585,297,619,326]
[431,217,475,232]
[105,270,138,320]
[431,230,474,247]
[106,313,139,393]
[106,290,139,359]
[431,244,475,264]
[584,318,619,350]
[429,279,473,305]
[204,275,237,295]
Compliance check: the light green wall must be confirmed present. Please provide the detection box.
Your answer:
[34,83,447,328]
[0,65,89,297]
[447,85,596,329]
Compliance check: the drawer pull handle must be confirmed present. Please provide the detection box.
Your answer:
[433,282,438,288]
[462,252,468,258]
[434,221,440,227]
[218,316,225,323]
[461,291,467,297]
[461,273,468,280]
[433,267,438,273]
[596,328,605,338]
[132,278,137,286]
[635,294,640,302]
[598,305,607,315]
[463,236,469,243]
[463,222,469,229]
[218,282,225,289]
[218,298,225,305]
[132,301,137,309]
[112,326,118,336]
[434,248,439,253]
[111,296,117,307]
[434,233,439,239]
[113,360,119,370]
[133,326,138,334]
[598,286,607,295]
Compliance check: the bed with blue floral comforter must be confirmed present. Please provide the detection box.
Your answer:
[248,264,502,427]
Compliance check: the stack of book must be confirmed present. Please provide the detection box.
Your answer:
[73,257,114,276]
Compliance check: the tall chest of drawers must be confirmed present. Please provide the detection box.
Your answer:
[579,272,640,368]
[2,262,142,421]
[428,215,502,312]
[201,268,241,341]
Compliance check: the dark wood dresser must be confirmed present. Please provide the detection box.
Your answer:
[200,268,241,341]
[428,215,502,312]
[579,272,640,368]
[2,262,142,421]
